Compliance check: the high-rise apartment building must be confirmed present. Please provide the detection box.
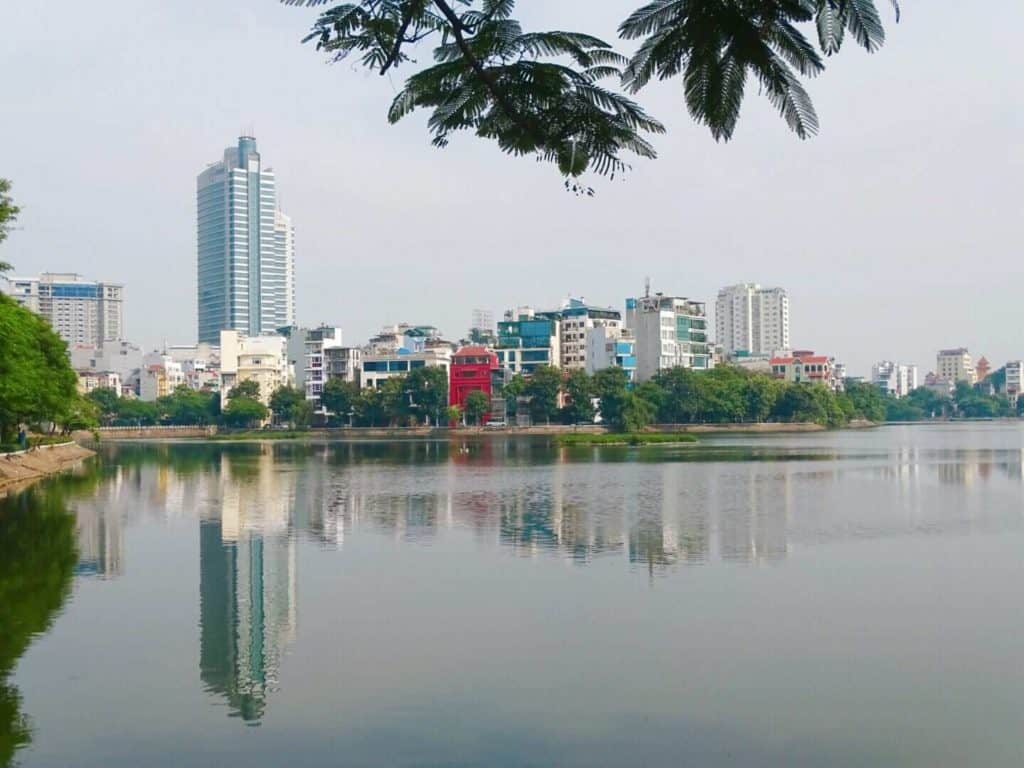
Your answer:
[625,291,711,382]
[715,283,790,356]
[872,361,919,398]
[3,272,124,346]
[935,348,975,385]
[197,136,295,344]
[543,298,622,371]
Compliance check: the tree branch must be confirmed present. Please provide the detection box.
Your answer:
[430,0,539,142]
[380,1,415,74]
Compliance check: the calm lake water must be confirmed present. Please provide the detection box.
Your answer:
[3,424,1024,767]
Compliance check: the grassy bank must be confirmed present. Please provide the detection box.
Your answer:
[556,433,699,446]
[210,430,315,442]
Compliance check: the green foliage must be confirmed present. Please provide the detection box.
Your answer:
[157,386,219,426]
[562,369,595,424]
[406,366,449,424]
[321,378,359,425]
[0,295,79,443]
[86,387,120,423]
[286,1,899,185]
[592,367,630,429]
[0,178,19,247]
[524,365,562,424]
[221,397,269,428]
[953,382,1013,419]
[446,404,463,424]
[268,385,312,429]
[227,379,261,401]
[500,373,526,417]
[620,391,655,432]
[843,381,887,422]
[464,389,490,425]
[112,397,160,426]
[557,432,697,446]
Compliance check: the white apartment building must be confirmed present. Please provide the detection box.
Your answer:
[550,298,622,370]
[872,361,919,398]
[1004,361,1023,407]
[625,292,712,383]
[302,325,345,409]
[70,340,143,381]
[360,348,451,390]
[140,354,185,401]
[585,326,637,383]
[4,272,124,346]
[936,348,975,384]
[77,371,122,395]
[715,283,790,356]
[218,330,292,407]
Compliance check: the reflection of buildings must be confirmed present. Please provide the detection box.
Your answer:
[74,500,124,578]
[199,450,297,724]
[73,471,126,578]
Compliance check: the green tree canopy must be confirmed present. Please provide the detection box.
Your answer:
[227,380,261,401]
[524,365,562,424]
[268,385,312,428]
[0,178,19,249]
[285,0,899,188]
[321,378,359,425]
[0,295,78,444]
[464,389,490,425]
[221,397,269,428]
[406,366,449,425]
[562,369,595,424]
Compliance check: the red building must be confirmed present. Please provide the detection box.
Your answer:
[449,345,499,422]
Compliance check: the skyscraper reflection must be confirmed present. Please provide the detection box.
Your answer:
[199,449,297,724]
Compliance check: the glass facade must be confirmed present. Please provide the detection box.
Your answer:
[197,137,294,344]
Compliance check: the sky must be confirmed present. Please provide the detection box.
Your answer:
[1,1,1021,376]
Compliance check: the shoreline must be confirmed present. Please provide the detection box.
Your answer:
[94,421,876,444]
[0,442,96,496]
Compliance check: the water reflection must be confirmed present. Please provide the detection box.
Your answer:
[56,437,1024,728]
[0,470,99,767]
[199,451,297,724]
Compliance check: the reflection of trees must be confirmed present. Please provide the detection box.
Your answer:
[0,479,82,767]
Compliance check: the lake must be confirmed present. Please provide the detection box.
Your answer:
[3,424,1024,767]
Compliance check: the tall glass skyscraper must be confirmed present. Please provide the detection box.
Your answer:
[197,137,295,344]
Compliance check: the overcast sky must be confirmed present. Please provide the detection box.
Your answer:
[2,1,1021,375]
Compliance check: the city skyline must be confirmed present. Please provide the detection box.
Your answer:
[1,2,1022,375]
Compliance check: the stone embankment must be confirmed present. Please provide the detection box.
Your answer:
[96,425,218,440]
[0,442,95,496]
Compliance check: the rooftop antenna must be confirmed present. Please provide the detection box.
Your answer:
[644,276,651,298]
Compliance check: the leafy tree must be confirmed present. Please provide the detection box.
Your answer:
[380,375,412,426]
[321,378,359,425]
[114,397,160,426]
[0,295,78,444]
[500,373,526,418]
[844,381,887,422]
[285,0,899,187]
[464,389,490,425]
[524,365,562,424]
[446,404,463,425]
[268,385,311,428]
[87,386,121,425]
[158,386,218,425]
[227,379,261,401]
[884,397,925,422]
[593,367,630,427]
[0,178,19,248]
[221,397,269,428]
[355,386,387,427]
[57,394,99,434]
[562,369,595,424]
[620,391,655,432]
[406,366,448,425]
